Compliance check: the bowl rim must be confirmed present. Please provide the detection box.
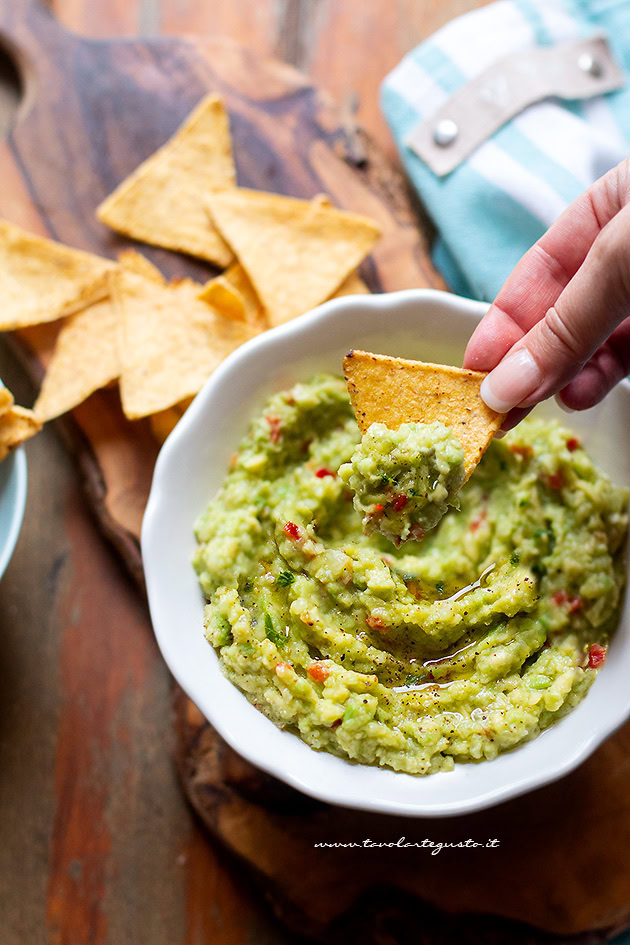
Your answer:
[142,288,630,817]
[0,447,27,581]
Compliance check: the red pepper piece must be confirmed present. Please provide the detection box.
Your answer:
[546,470,565,490]
[469,509,488,532]
[510,444,533,460]
[587,643,606,668]
[552,590,583,615]
[266,415,282,443]
[284,522,301,541]
[366,615,388,632]
[307,661,331,683]
[392,493,407,512]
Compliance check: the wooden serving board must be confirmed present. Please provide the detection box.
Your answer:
[176,686,630,944]
[2,4,630,944]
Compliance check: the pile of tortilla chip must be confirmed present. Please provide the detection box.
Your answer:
[1,93,381,445]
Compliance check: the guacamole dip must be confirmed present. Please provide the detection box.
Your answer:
[338,421,465,545]
[193,374,628,776]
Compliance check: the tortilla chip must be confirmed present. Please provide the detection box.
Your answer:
[117,249,165,284]
[0,219,114,330]
[206,189,381,326]
[33,297,120,421]
[312,194,333,209]
[34,251,169,421]
[149,397,193,444]
[199,277,247,321]
[199,264,368,328]
[0,387,14,415]
[198,263,268,328]
[0,405,42,461]
[111,269,258,419]
[343,350,505,479]
[199,263,369,332]
[97,94,235,267]
[331,270,369,297]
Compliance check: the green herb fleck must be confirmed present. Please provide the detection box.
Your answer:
[435,581,445,595]
[510,552,520,565]
[264,612,283,646]
[276,570,295,587]
[214,615,232,647]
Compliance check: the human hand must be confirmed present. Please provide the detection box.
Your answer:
[463,157,630,430]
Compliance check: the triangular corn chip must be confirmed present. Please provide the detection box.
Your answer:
[97,94,235,267]
[343,350,505,479]
[0,405,41,461]
[111,270,258,419]
[0,219,113,330]
[332,270,369,297]
[116,249,166,284]
[34,251,168,421]
[149,397,193,444]
[206,189,381,326]
[198,263,267,328]
[33,297,120,421]
[198,264,369,329]
[0,387,14,415]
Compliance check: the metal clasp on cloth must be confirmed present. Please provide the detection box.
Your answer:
[406,33,624,177]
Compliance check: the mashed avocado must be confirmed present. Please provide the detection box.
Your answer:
[193,374,628,776]
[339,421,465,544]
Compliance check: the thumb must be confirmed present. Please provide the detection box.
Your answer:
[481,203,630,414]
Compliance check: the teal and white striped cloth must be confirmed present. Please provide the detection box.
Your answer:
[381,0,630,302]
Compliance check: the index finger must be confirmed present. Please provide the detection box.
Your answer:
[463,159,628,372]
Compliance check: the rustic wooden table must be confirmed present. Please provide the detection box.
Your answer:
[0,2,485,942]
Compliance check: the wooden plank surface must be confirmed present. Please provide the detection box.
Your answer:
[0,344,295,945]
[0,2,484,944]
[48,0,491,160]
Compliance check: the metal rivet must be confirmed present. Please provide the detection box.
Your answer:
[578,52,603,78]
[433,118,458,148]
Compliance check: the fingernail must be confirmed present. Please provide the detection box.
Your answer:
[480,348,542,414]
[554,393,576,413]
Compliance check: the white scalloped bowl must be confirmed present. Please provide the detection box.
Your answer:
[142,289,630,817]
